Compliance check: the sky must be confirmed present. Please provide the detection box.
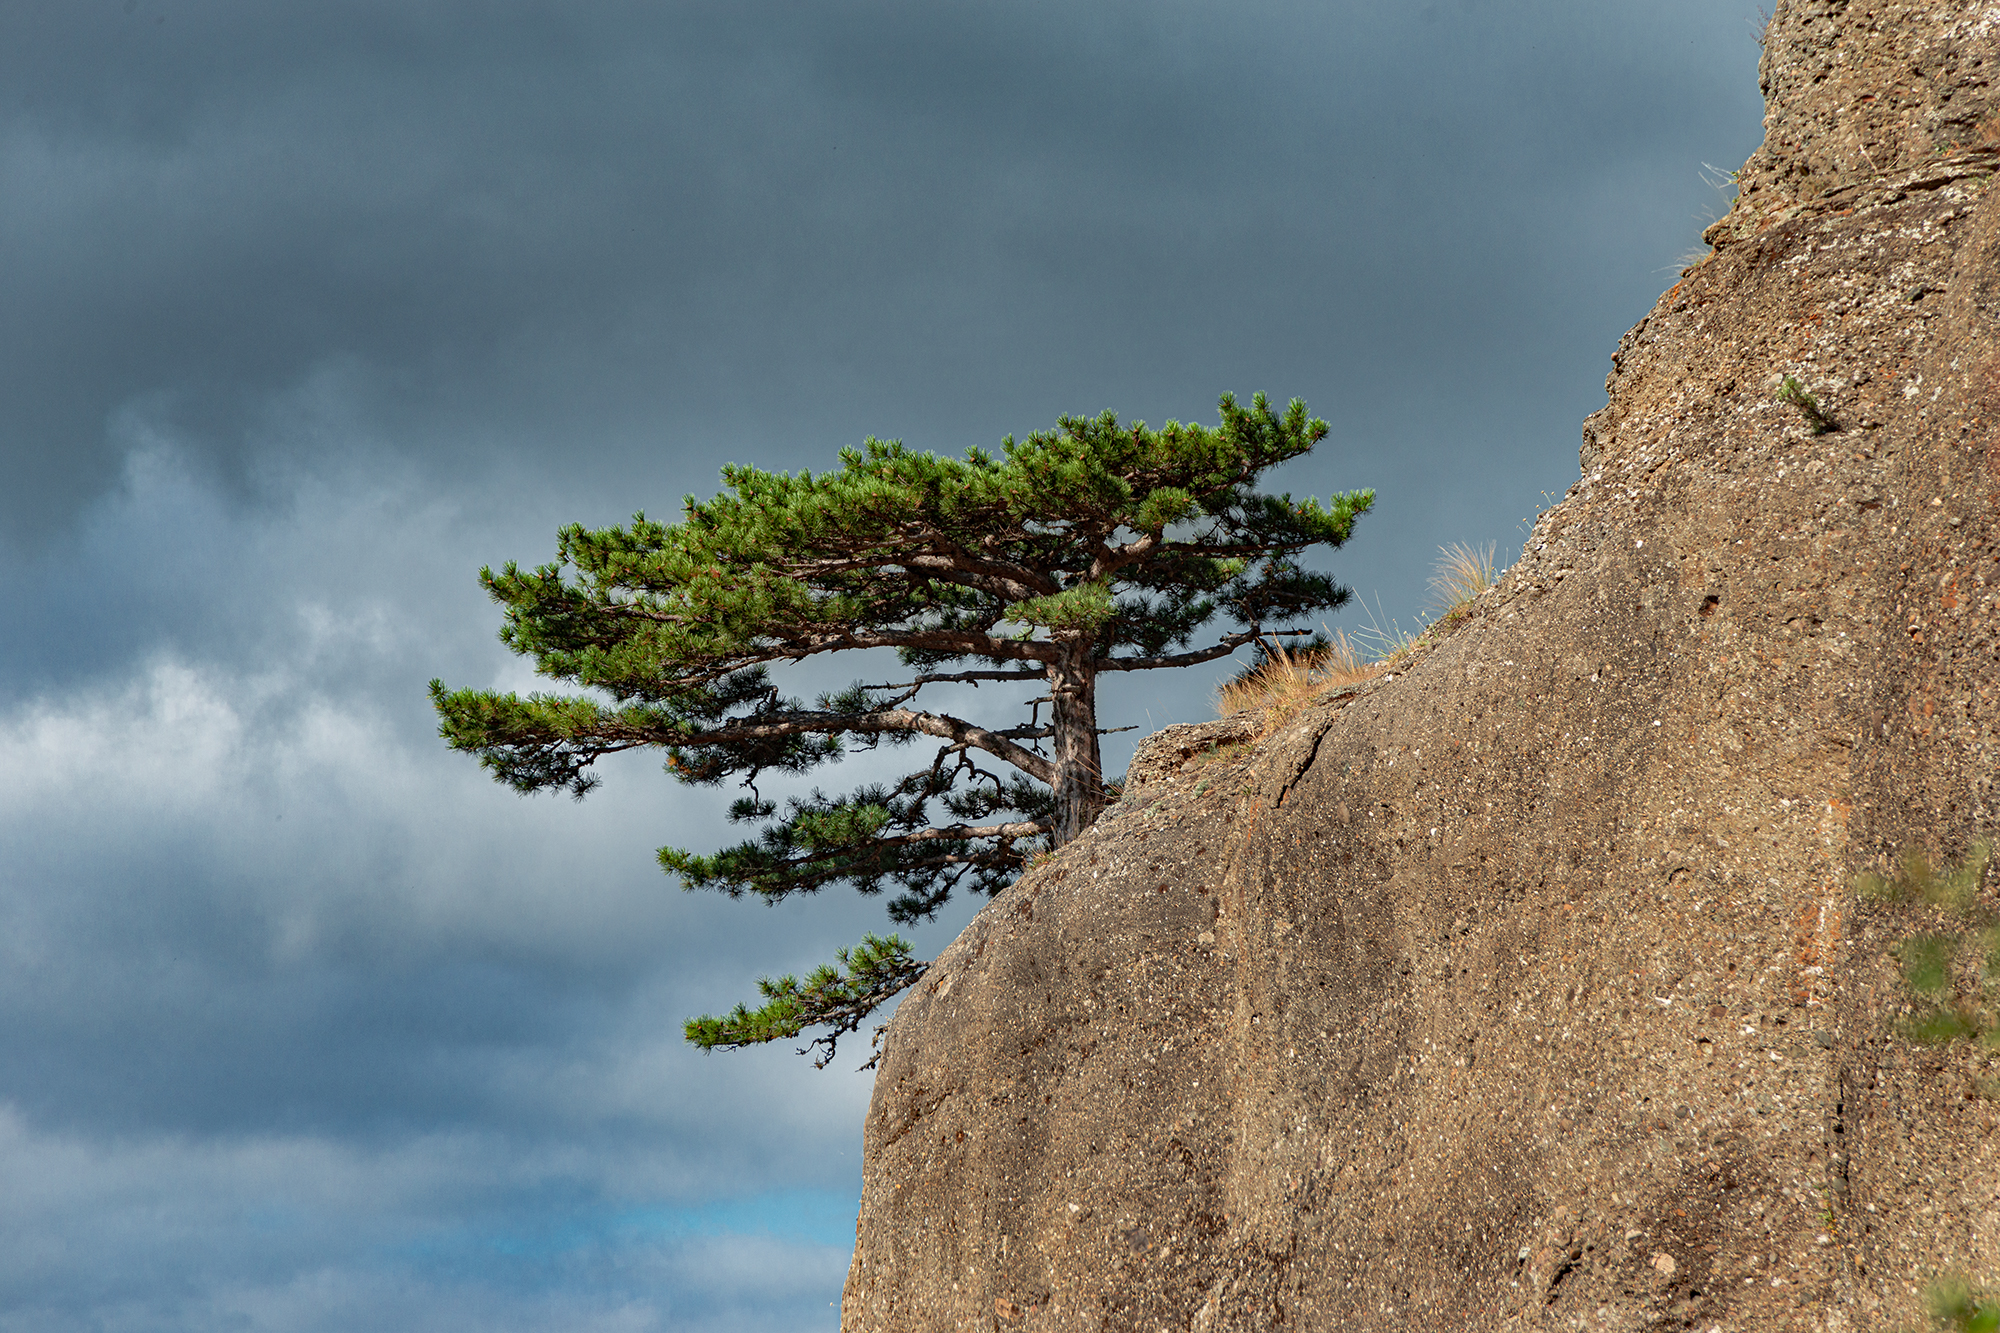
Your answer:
[0,2,1768,1329]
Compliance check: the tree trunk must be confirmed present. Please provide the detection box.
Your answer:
[1047,644,1104,846]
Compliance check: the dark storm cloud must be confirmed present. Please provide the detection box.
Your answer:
[0,3,1768,1327]
[5,0,1760,548]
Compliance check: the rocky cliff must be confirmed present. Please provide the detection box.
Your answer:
[844,3,2000,1329]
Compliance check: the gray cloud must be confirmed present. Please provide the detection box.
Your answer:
[0,1,1766,1326]
[0,1102,857,1331]
[5,2,1759,547]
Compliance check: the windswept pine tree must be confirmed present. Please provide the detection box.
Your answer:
[432,392,1370,1063]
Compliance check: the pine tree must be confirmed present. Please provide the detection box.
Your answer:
[431,392,1370,1064]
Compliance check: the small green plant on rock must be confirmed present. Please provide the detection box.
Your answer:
[1860,844,2000,1333]
[1928,1275,2000,1333]
[1186,739,1251,769]
[1777,374,1840,434]
[1857,839,1998,1055]
[1891,1273,2000,1333]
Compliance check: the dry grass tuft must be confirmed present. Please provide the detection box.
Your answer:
[1428,541,1497,621]
[1216,632,1379,719]
[1353,604,1422,669]
[1214,544,1503,719]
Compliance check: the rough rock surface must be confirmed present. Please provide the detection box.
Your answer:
[845,3,2000,1329]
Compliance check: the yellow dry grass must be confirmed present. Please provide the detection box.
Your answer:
[1428,541,1497,620]
[1214,632,1380,720]
[1215,543,1501,719]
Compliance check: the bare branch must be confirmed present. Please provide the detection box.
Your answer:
[685,707,1057,785]
[893,552,1056,602]
[1088,529,1160,581]
[1093,627,1316,673]
[868,819,1048,847]
[1095,633,1254,672]
[787,627,1058,665]
[773,547,1057,604]
[861,667,1049,690]
[857,665,1050,713]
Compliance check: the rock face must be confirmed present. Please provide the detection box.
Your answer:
[844,3,2000,1329]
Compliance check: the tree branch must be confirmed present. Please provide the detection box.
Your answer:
[685,707,1057,785]
[1094,630,1259,672]
[849,818,1049,849]
[683,933,930,1070]
[862,667,1049,690]
[771,545,1057,604]
[893,552,1057,603]
[708,826,1045,891]
[1088,529,1160,581]
[786,626,1058,664]
[1093,627,1313,672]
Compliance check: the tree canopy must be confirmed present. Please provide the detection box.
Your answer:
[431,392,1370,1064]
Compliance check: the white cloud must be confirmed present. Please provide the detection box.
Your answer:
[0,449,888,1331]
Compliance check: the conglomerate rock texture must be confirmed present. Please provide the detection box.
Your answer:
[844,4,2000,1329]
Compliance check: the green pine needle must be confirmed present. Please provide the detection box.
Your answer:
[684,934,928,1069]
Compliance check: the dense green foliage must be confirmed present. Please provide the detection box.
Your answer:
[433,392,1370,1060]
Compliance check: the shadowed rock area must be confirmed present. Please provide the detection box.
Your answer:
[844,3,2000,1328]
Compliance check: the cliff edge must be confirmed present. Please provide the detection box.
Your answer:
[846,3,2000,1328]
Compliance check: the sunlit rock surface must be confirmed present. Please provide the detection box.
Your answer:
[846,3,2000,1327]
